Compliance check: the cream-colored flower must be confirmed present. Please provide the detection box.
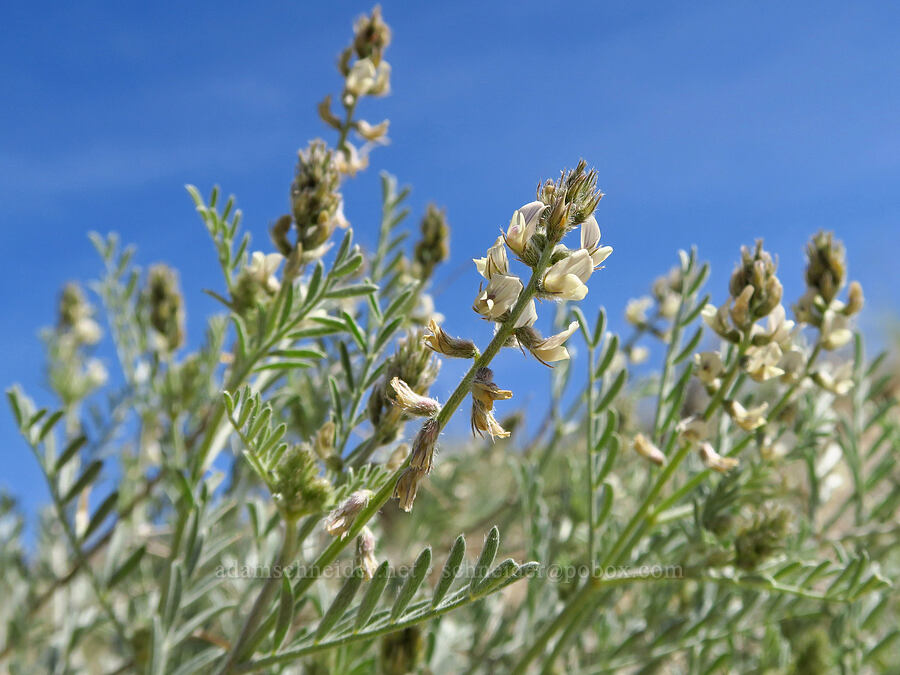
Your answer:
[526,321,579,363]
[324,490,373,539]
[356,118,390,142]
[701,301,733,339]
[812,363,854,395]
[629,345,649,365]
[504,201,547,256]
[725,400,768,431]
[676,415,710,443]
[473,236,509,280]
[334,142,369,176]
[778,348,806,383]
[74,318,102,345]
[625,296,653,326]
[632,433,666,466]
[345,58,391,96]
[694,351,724,385]
[752,304,795,347]
[742,343,785,382]
[473,274,523,320]
[698,443,739,473]
[470,398,511,440]
[820,309,852,350]
[85,359,108,388]
[515,299,538,328]
[542,249,593,300]
[246,251,284,293]
[580,215,613,268]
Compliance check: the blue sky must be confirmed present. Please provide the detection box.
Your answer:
[2,1,899,523]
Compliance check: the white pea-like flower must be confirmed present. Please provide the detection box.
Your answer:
[542,249,593,300]
[753,304,795,347]
[504,201,547,256]
[580,215,613,268]
[74,318,103,345]
[698,443,739,473]
[246,251,284,293]
[812,363,854,395]
[346,58,391,97]
[473,236,509,280]
[629,345,649,365]
[473,274,523,320]
[694,351,724,385]
[820,309,852,350]
[725,400,768,431]
[625,296,653,326]
[527,321,580,363]
[85,359,108,388]
[742,343,785,382]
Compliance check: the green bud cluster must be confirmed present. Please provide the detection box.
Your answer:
[734,505,790,570]
[270,445,334,520]
[145,264,185,351]
[805,230,845,304]
[727,240,783,327]
[58,282,90,331]
[272,141,346,266]
[412,204,450,280]
[538,159,603,244]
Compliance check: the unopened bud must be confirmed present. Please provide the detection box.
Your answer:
[389,377,441,417]
[423,318,477,358]
[324,490,373,538]
[408,418,440,473]
[393,466,424,512]
[356,526,378,580]
[844,281,864,316]
[632,433,666,466]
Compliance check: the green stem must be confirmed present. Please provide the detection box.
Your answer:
[216,519,300,674]
[586,342,597,564]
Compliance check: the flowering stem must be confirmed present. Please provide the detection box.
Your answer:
[653,340,823,516]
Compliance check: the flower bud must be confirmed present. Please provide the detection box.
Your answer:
[356,526,378,580]
[728,240,783,324]
[389,377,441,417]
[409,418,440,473]
[844,281,864,316]
[393,466,424,512]
[805,230,845,304]
[423,318,478,359]
[632,433,666,466]
[324,490,373,538]
[413,204,449,280]
[271,446,334,520]
[352,5,392,62]
[145,265,185,352]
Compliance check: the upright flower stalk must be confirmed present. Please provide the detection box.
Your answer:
[395,161,609,511]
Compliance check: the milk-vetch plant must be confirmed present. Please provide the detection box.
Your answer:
[3,6,898,674]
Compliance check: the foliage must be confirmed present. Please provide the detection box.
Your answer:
[2,7,897,674]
